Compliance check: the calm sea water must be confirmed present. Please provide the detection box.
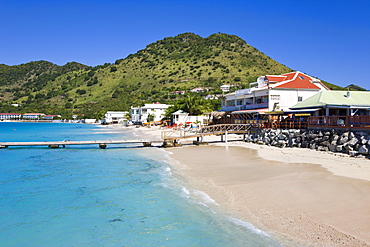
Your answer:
[0,122,282,246]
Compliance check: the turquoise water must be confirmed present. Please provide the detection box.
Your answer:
[0,122,282,246]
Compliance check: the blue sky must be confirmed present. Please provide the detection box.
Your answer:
[1,0,369,89]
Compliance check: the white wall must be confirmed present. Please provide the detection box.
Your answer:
[268,89,320,111]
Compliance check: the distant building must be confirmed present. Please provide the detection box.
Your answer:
[170,91,185,95]
[23,113,45,119]
[0,113,21,120]
[190,87,213,93]
[103,111,129,124]
[220,84,232,92]
[171,110,207,126]
[42,115,61,120]
[130,103,172,124]
[204,94,219,100]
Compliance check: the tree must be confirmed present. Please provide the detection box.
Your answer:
[147,113,155,122]
[174,95,213,115]
[110,66,118,72]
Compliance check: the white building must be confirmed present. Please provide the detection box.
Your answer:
[221,71,329,115]
[220,84,232,92]
[23,113,45,119]
[0,113,21,120]
[130,103,171,124]
[171,110,208,126]
[103,111,129,124]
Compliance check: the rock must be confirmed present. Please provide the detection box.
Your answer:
[277,140,286,148]
[329,144,337,152]
[358,145,369,155]
[339,136,349,144]
[349,132,355,139]
[336,145,343,152]
[278,134,286,140]
[347,137,359,146]
[321,141,330,147]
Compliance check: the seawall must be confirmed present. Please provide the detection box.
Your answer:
[244,128,370,157]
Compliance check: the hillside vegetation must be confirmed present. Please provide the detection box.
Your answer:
[0,33,354,119]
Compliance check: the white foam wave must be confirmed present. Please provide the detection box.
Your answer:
[192,189,219,206]
[228,217,270,237]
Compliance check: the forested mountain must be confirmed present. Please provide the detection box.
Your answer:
[0,33,354,119]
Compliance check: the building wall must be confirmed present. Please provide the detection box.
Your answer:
[0,114,21,120]
[268,89,320,111]
[130,104,171,123]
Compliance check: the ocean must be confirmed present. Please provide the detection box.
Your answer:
[0,122,282,246]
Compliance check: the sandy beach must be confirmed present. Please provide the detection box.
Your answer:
[128,125,370,246]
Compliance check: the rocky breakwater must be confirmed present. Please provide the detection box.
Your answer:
[244,129,370,157]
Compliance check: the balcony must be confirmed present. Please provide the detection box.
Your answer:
[221,103,268,111]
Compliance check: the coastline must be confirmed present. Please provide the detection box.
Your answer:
[120,125,370,246]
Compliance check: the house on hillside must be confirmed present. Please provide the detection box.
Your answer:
[220,71,329,124]
[130,103,172,124]
[190,87,213,93]
[220,84,232,92]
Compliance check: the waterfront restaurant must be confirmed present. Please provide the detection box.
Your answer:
[290,90,370,129]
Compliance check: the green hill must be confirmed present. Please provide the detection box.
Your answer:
[0,32,354,119]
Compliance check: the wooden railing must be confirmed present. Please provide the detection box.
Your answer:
[199,124,252,134]
[308,116,370,129]
[162,124,252,140]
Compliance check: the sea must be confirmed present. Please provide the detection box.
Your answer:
[0,122,283,247]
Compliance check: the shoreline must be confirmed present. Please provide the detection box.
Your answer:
[116,125,370,246]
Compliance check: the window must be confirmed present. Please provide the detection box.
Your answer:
[270,95,280,100]
[298,96,303,102]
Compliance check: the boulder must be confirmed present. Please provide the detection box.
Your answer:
[358,145,369,155]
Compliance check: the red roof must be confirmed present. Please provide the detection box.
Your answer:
[0,113,21,115]
[273,72,321,89]
[265,75,286,82]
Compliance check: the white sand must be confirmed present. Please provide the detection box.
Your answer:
[116,125,370,246]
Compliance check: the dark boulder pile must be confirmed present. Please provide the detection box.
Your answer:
[244,128,370,157]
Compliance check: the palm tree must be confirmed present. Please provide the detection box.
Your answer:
[177,95,213,115]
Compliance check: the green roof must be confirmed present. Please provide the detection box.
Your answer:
[290,91,370,109]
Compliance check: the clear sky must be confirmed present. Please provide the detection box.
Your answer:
[1,0,369,89]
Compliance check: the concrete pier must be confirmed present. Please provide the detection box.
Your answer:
[0,139,163,149]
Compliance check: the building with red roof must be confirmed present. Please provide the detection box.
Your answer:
[220,71,329,123]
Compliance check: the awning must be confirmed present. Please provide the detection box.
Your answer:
[284,108,320,114]
[265,111,284,115]
[231,108,268,114]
